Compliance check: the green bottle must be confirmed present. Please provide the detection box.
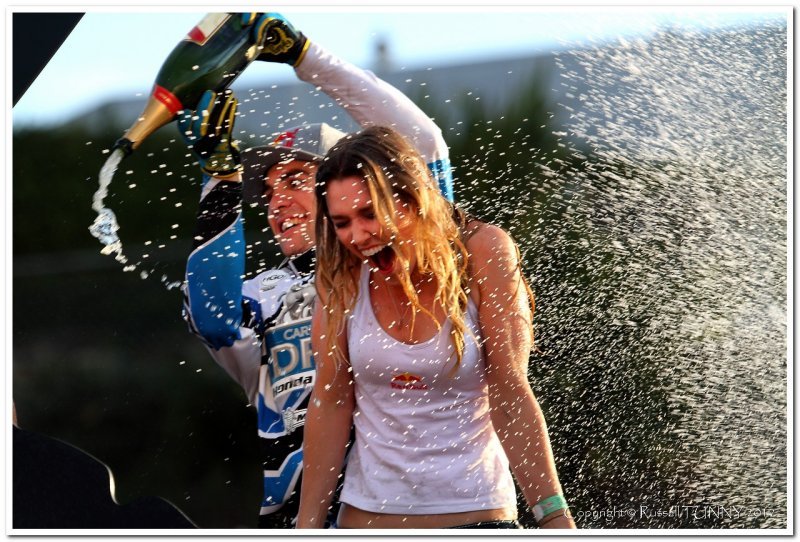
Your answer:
[114,12,266,156]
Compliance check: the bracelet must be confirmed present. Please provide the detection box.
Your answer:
[533,494,568,522]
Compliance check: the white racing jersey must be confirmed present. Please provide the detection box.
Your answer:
[182,42,453,528]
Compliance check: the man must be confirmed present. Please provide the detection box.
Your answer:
[179,14,452,528]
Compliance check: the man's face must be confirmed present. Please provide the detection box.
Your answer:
[264,159,318,257]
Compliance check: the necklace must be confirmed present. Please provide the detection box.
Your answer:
[389,286,412,329]
[380,277,414,329]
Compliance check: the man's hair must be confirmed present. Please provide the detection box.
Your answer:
[240,123,346,204]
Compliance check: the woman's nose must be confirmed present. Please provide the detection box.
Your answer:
[351,224,372,245]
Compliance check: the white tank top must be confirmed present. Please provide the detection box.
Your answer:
[340,265,517,515]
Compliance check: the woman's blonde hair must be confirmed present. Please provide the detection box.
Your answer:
[314,126,472,371]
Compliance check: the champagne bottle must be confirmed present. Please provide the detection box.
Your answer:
[113,12,265,156]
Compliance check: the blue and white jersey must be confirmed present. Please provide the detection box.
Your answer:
[241,254,317,522]
[185,238,319,527]
[249,264,315,440]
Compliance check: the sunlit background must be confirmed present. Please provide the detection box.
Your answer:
[11,6,789,530]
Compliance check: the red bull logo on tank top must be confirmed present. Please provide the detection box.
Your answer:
[390,372,428,390]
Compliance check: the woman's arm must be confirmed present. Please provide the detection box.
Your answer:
[469,225,576,529]
[296,300,355,528]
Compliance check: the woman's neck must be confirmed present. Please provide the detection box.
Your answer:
[372,266,431,292]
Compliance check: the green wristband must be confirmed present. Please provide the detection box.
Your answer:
[533,494,568,522]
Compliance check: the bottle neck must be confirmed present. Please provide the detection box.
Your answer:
[120,91,177,151]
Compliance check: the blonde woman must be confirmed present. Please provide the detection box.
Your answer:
[297,126,575,529]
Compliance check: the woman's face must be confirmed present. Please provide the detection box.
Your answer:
[325,175,416,276]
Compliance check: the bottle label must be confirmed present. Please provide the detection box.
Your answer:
[185,13,230,46]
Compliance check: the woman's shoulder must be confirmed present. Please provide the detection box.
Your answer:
[464,220,516,260]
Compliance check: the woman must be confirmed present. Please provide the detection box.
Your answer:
[297,126,575,529]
